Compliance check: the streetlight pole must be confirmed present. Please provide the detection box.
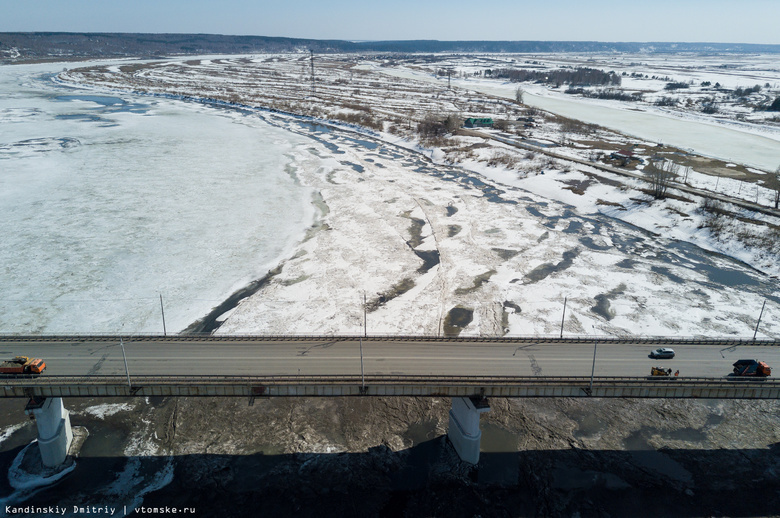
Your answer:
[159,294,167,336]
[120,338,131,388]
[560,297,567,338]
[589,340,598,395]
[753,299,767,340]
[360,336,365,391]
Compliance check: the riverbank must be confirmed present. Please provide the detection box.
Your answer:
[54,54,775,337]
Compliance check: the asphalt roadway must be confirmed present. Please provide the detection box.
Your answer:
[0,336,777,379]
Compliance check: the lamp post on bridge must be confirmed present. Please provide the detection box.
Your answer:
[589,340,598,395]
[360,292,366,392]
[753,299,766,340]
[120,338,131,388]
[560,296,567,338]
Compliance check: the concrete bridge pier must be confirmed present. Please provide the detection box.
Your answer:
[25,397,73,467]
[447,396,490,464]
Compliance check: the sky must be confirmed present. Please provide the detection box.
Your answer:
[1,0,779,45]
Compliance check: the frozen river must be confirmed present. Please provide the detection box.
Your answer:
[0,62,322,333]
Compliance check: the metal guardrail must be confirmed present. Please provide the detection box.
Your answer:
[2,374,778,399]
[0,334,777,346]
[5,373,777,384]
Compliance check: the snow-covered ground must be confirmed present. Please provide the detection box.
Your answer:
[219,112,779,338]
[372,59,780,171]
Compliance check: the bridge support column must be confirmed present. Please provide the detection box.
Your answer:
[25,397,73,467]
[447,396,490,464]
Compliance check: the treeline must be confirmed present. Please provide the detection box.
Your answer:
[485,67,621,86]
[732,85,762,97]
[566,87,639,101]
[4,33,780,63]
[0,32,350,61]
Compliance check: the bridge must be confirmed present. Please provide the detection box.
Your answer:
[2,334,778,466]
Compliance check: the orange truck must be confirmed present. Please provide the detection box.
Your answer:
[0,356,46,374]
[732,359,772,377]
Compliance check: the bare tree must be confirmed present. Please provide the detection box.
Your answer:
[515,87,524,104]
[444,113,462,133]
[647,159,679,199]
[560,119,582,145]
[771,165,780,209]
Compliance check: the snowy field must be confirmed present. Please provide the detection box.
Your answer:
[2,54,778,338]
[0,62,321,333]
[218,113,780,338]
[371,54,780,171]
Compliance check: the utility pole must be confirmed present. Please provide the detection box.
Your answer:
[447,68,452,89]
[560,297,567,338]
[159,294,167,336]
[363,292,367,338]
[753,299,767,340]
[310,49,315,94]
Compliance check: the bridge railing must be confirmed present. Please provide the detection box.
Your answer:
[3,374,778,399]
[0,333,777,346]
[4,373,779,385]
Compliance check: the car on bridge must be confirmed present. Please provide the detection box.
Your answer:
[649,348,675,359]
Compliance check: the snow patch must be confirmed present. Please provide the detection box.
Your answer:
[80,402,135,419]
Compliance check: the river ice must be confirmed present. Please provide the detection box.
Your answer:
[0,62,321,333]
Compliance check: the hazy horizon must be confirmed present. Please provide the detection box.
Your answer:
[2,0,779,46]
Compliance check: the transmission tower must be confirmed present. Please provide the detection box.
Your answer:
[310,49,315,94]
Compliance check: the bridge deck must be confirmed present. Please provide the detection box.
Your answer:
[0,335,777,399]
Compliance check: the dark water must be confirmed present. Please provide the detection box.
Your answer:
[341,160,364,173]
[443,307,474,336]
[523,249,581,284]
[54,94,150,116]
[623,430,694,485]
[478,423,519,485]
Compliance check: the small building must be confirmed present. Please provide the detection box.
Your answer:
[464,117,494,128]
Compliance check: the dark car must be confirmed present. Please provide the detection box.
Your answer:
[649,348,675,359]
